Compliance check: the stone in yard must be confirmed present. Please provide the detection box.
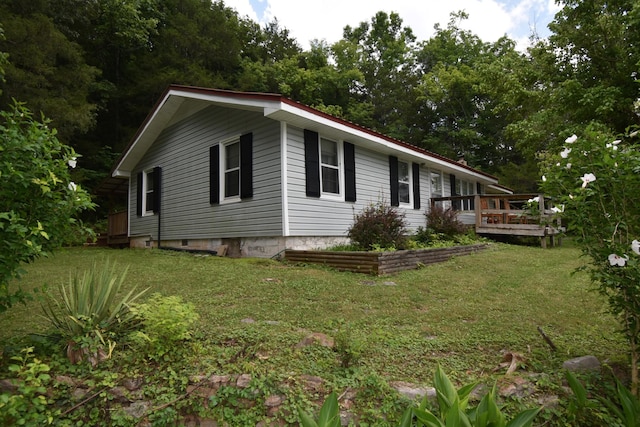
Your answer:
[123,400,152,419]
[390,381,436,401]
[0,379,17,393]
[55,375,76,387]
[562,355,601,373]
[296,332,334,349]
[123,377,144,391]
[236,373,252,388]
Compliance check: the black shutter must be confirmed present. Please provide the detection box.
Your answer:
[153,166,162,213]
[240,133,253,199]
[210,145,220,205]
[389,155,399,207]
[344,142,356,202]
[412,163,420,210]
[450,174,458,210]
[476,182,482,194]
[136,172,143,216]
[304,129,320,197]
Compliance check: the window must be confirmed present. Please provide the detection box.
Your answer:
[136,166,161,216]
[224,140,240,198]
[144,169,155,214]
[210,133,253,205]
[320,138,340,194]
[398,161,410,204]
[430,171,443,198]
[456,179,474,210]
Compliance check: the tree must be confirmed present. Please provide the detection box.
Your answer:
[540,126,640,393]
[0,102,94,312]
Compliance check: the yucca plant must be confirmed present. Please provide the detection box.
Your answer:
[41,260,147,365]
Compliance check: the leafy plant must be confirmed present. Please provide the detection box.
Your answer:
[348,200,408,250]
[422,205,467,239]
[299,392,341,427]
[0,102,95,312]
[0,347,58,425]
[540,127,640,392]
[401,366,540,427]
[333,322,364,369]
[128,293,199,361]
[41,260,147,365]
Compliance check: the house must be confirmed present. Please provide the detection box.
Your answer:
[108,85,506,257]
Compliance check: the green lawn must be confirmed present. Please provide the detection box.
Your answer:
[2,243,623,376]
[0,242,627,424]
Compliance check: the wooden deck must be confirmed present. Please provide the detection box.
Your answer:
[431,194,564,248]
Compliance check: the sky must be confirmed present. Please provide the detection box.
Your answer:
[224,0,562,51]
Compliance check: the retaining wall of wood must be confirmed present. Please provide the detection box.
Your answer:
[284,243,489,275]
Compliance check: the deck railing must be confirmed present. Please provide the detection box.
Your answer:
[431,194,563,247]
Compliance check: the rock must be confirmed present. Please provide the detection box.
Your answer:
[498,376,535,399]
[55,375,76,387]
[109,386,130,403]
[296,333,334,349]
[123,377,144,391]
[72,387,89,401]
[562,355,601,373]
[300,375,324,391]
[265,394,285,407]
[123,400,151,419]
[241,318,256,323]
[209,374,231,386]
[236,373,252,388]
[382,281,397,286]
[390,381,435,401]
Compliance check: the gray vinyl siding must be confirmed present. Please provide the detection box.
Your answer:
[286,126,429,236]
[129,105,282,240]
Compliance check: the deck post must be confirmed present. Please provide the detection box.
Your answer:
[474,195,481,229]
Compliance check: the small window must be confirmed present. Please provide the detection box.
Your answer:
[224,140,240,198]
[431,171,443,198]
[398,161,410,204]
[320,138,340,194]
[456,179,474,210]
[143,169,155,215]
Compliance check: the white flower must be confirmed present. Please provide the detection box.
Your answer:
[606,140,620,150]
[550,205,565,214]
[68,157,77,168]
[556,162,561,167]
[569,194,574,199]
[68,182,77,191]
[608,253,628,267]
[630,130,639,138]
[565,134,578,143]
[527,196,539,204]
[632,240,640,255]
[560,147,572,158]
[566,163,572,169]
[542,175,547,182]
[580,173,596,188]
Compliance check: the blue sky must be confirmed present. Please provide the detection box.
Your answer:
[226,0,561,51]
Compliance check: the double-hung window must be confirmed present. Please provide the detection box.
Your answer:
[303,129,356,202]
[398,161,410,204]
[224,140,240,199]
[456,179,474,210]
[144,169,155,215]
[210,133,253,205]
[320,138,340,195]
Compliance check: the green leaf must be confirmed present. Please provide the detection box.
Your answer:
[434,365,459,416]
[565,371,587,407]
[413,408,445,427]
[316,392,341,427]
[298,409,319,427]
[505,408,541,427]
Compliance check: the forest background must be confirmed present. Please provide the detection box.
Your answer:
[1,0,638,224]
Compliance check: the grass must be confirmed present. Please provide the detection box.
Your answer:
[0,242,628,424]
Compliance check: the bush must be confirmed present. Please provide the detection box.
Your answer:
[348,201,408,250]
[423,205,466,238]
[128,293,199,361]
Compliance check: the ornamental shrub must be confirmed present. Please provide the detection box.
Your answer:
[423,205,466,238]
[347,201,408,250]
[0,102,94,312]
[540,125,640,393]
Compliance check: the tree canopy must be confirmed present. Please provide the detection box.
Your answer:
[1,0,638,197]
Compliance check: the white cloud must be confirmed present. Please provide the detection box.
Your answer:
[225,0,558,51]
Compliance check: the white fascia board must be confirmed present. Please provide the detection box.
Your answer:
[264,102,498,185]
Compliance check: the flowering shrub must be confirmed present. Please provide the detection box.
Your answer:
[540,125,640,393]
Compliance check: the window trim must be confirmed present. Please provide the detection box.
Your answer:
[217,136,242,204]
[430,169,443,198]
[397,159,412,206]
[142,168,156,216]
[319,136,343,198]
